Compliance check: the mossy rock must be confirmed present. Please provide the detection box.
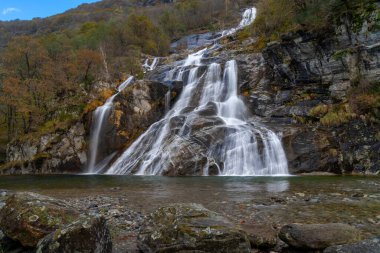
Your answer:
[279,223,362,250]
[138,203,251,253]
[36,216,112,253]
[0,192,79,247]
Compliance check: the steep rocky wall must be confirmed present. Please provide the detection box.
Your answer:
[2,123,87,174]
[238,26,380,175]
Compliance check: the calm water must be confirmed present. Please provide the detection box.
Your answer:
[1,175,380,238]
[0,175,379,206]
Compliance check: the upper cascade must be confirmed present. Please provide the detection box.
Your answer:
[104,7,289,176]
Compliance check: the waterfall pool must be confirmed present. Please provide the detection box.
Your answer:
[0,175,379,236]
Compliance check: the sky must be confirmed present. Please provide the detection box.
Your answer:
[0,0,101,21]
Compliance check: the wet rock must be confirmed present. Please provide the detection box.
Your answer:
[0,192,79,247]
[99,80,169,160]
[279,223,361,250]
[324,236,380,253]
[36,216,112,253]
[138,203,251,253]
[282,127,341,174]
[241,224,278,249]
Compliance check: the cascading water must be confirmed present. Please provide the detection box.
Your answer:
[105,7,289,176]
[143,58,159,72]
[87,76,134,173]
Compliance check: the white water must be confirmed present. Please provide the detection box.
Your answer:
[87,76,134,173]
[222,7,257,37]
[143,58,159,72]
[105,7,288,176]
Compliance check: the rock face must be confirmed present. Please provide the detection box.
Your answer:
[138,203,251,253]
[90,79,171,166]
[237,25,380,175]
[324,236,380,253]
[2,123,87,174]
[279,223,361,250]
[0,192,79,247]
[37,216,112,253]
[281,126,341,174]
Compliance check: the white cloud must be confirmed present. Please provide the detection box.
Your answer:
[2,7,21,15]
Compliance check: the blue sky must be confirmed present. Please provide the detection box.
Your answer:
[0,0,101,21]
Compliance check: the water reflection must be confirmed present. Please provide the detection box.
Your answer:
[265,180,289,193]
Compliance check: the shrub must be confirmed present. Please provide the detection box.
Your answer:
[320,104,356,126]
[310,104,330,118]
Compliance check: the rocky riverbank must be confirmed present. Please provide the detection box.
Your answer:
[0,185,379,252]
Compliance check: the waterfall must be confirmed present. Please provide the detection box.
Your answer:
[221,7,257,37]
[143,58,159,72]
[105,7,289,176]
[87,76,134,173]
[165,91,171,113]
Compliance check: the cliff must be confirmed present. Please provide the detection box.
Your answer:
[238,25,380,174]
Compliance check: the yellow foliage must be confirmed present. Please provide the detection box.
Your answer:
[84,100,103,114]
[310,104,330,118]
[113,110,123,128]
[242,91,250,97]
[100,88,114,100]
[320,104,356,126]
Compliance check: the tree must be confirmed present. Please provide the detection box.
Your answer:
[76,49,102,91]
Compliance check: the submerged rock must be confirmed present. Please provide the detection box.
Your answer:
[279,223,361,250]
[138,203,251,253]
[37,216,112,253]
[241,224,278,249]
[0,192,79,247]
[324,236,380,253]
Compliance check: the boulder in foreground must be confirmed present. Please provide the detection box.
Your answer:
[0,192,112,253]
[324,236,380,253]
[0,192,79,247]
[37,216,112,253]
[138,203,251,253]
[279,223,361,250]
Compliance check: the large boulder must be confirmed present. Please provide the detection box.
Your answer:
[279,223,361,250]
[0,192,112,253]
[324,236,380,253]
[241,224,278,249]
[138,203,251,253]
[36,216,112,253]
[0,192,79,247]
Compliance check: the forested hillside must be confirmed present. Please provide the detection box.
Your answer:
[0,0,251,163]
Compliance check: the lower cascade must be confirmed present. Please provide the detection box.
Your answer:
[87,76,134,173]
[105,57,288,176]
[104,7,289,176]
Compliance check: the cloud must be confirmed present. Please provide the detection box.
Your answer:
[2,7,21,15]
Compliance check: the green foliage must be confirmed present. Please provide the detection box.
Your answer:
[330,0,378,34]
[250,0,379,43]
